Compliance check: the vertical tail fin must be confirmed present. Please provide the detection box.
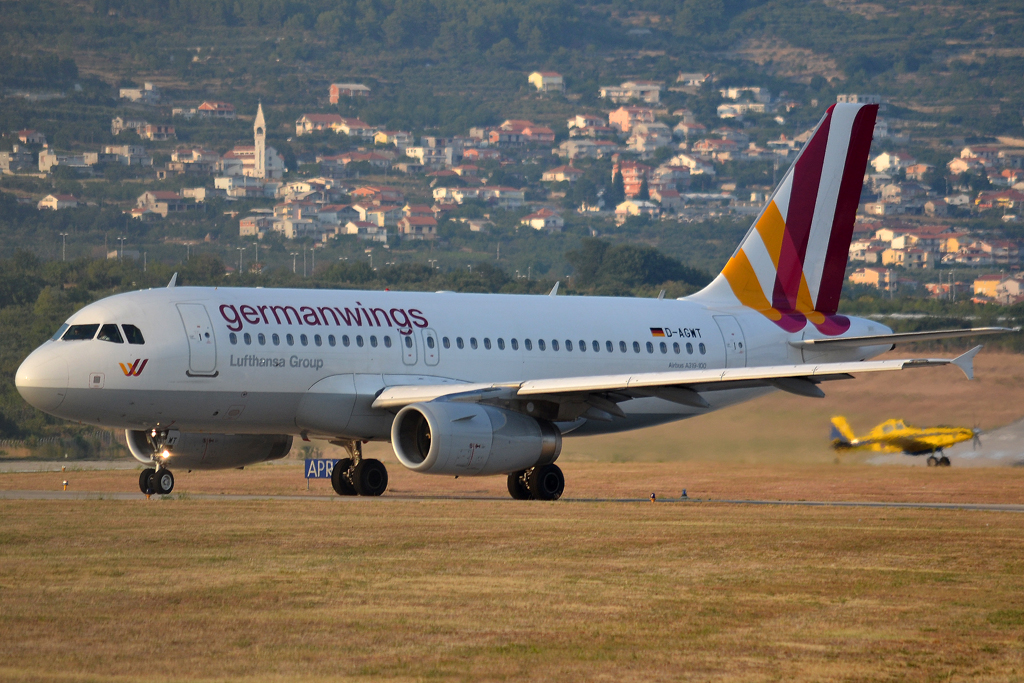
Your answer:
[691,103,878,336]
[829,416,857,447]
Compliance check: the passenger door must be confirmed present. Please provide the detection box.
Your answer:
[177,303,218,376]
[713,315,747,368]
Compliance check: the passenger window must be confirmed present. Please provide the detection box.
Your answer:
[457,337,465,349]
[673,342,680,354]
[511,339,519,351]
[660,342,667,354]
[646,342,654,353]
[592,340,600,352]
[551,340,558,351]
[342,335,351,347]
[565,340,573,351]
[619,341,627,353]
[51,323,69,341]
[300,334,308,346]
[424,335,433,349]
[484,338,492,350]
[229,332,238,345]
[273,333,281,346]
[633,341,641,353]
[122,324,145,345]
[523,339,531,350]
[384,336,392,348]
[404,335,412,348]
[579,340,586,352]
[328,335,336,347]
[699,343,706,354]
[314,334,322,347]
[63,324,99,341]
[258,333,266,345]
[243,333,252,345]
[686,342,693,354]
[497,338,505,350]
[97,324,123,344]
[443,337,451,349]
[470,338,478,349]
[370,336,378,348]
[538,339,545,351]
[286,334,295,346]
[606,341,613,353]
[356,335,364,347]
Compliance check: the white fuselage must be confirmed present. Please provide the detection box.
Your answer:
[15,286,892,444]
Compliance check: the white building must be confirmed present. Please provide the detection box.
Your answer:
[119,82,160,103]
[528,72,564,93]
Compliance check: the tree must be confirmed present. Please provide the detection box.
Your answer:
[609,170,625,206]
[638,178,650,201]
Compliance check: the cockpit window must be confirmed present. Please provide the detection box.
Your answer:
[62,324,99,341]
[97,324,123,344]
[51,324,69,341]
[122,325,145,345]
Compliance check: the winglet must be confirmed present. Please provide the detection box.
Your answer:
[167,272,178,288]
[952,345,982,380]
[548,281,559,296]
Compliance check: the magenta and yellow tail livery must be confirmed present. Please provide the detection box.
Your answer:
[696,103,878,335]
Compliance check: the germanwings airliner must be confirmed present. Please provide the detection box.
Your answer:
[15,103,1012,500]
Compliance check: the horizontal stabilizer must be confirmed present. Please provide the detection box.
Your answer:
[951,345,982,381]
[790,327,1017,349]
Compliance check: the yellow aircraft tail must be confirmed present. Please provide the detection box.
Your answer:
[830,416,856,448]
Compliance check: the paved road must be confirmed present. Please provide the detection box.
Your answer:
[2,489,1023,512]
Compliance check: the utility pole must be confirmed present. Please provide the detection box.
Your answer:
[311,247,315,275]
[117,236,126,261]
[59,232,68,261]
[290,252,298,274]
[237,247,245,274]
[253,240,259,267]
[303,247,307,277]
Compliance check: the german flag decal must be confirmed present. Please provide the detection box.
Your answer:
[650,328,666,337]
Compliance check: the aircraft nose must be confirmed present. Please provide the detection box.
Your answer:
[16,349,69,412]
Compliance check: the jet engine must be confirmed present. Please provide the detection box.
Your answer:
[125,429,293,470]
[391,402,561,476]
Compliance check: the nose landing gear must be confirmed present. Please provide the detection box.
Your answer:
[139,467,174,495]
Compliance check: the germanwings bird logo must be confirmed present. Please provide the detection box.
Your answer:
[703,103,879,336]
[119,359,148,377]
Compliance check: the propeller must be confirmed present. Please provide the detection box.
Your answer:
[973,425,982,450]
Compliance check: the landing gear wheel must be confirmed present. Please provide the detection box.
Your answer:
[939,455,951,467]
[528,464,564,501]
[139,468,156,494]
[352,459,388,497]
[331,458,357,496]
[927,455,938,467]
[507,471,531,500]
[151,469,174,495]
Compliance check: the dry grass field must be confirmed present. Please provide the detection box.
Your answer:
[3,349,1024,681]
[2,494,1024,682]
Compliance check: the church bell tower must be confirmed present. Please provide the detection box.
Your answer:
[254,103,266,179]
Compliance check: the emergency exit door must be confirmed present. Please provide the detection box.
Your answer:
[177,303,218,376]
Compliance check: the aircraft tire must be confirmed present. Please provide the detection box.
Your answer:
[927,456,938,467]
[939,456,951,467]
[152,469,174,495]
[507,471,531,500]
[139,468,156,494]
[331,458,357,496]
[352,459,388,497]
[528,464,564,501]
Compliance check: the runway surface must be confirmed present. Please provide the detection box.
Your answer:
[3,489,1024,512]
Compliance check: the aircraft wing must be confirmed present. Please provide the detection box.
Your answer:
[372,346,982,418]
[789,327,1017,349]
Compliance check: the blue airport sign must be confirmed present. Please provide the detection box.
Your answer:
[305,459,340,479]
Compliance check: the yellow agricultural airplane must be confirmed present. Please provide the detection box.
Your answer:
[830,416,981,466]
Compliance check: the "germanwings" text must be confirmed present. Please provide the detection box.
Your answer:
[219,301,429,334]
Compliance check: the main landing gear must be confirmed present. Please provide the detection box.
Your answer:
[330,441,389,497]
[139,467,174,495]
[507,464,565,501]
[927,453,951,467]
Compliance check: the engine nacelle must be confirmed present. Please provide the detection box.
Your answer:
[392,402,561,476]
[125,430,293,470]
